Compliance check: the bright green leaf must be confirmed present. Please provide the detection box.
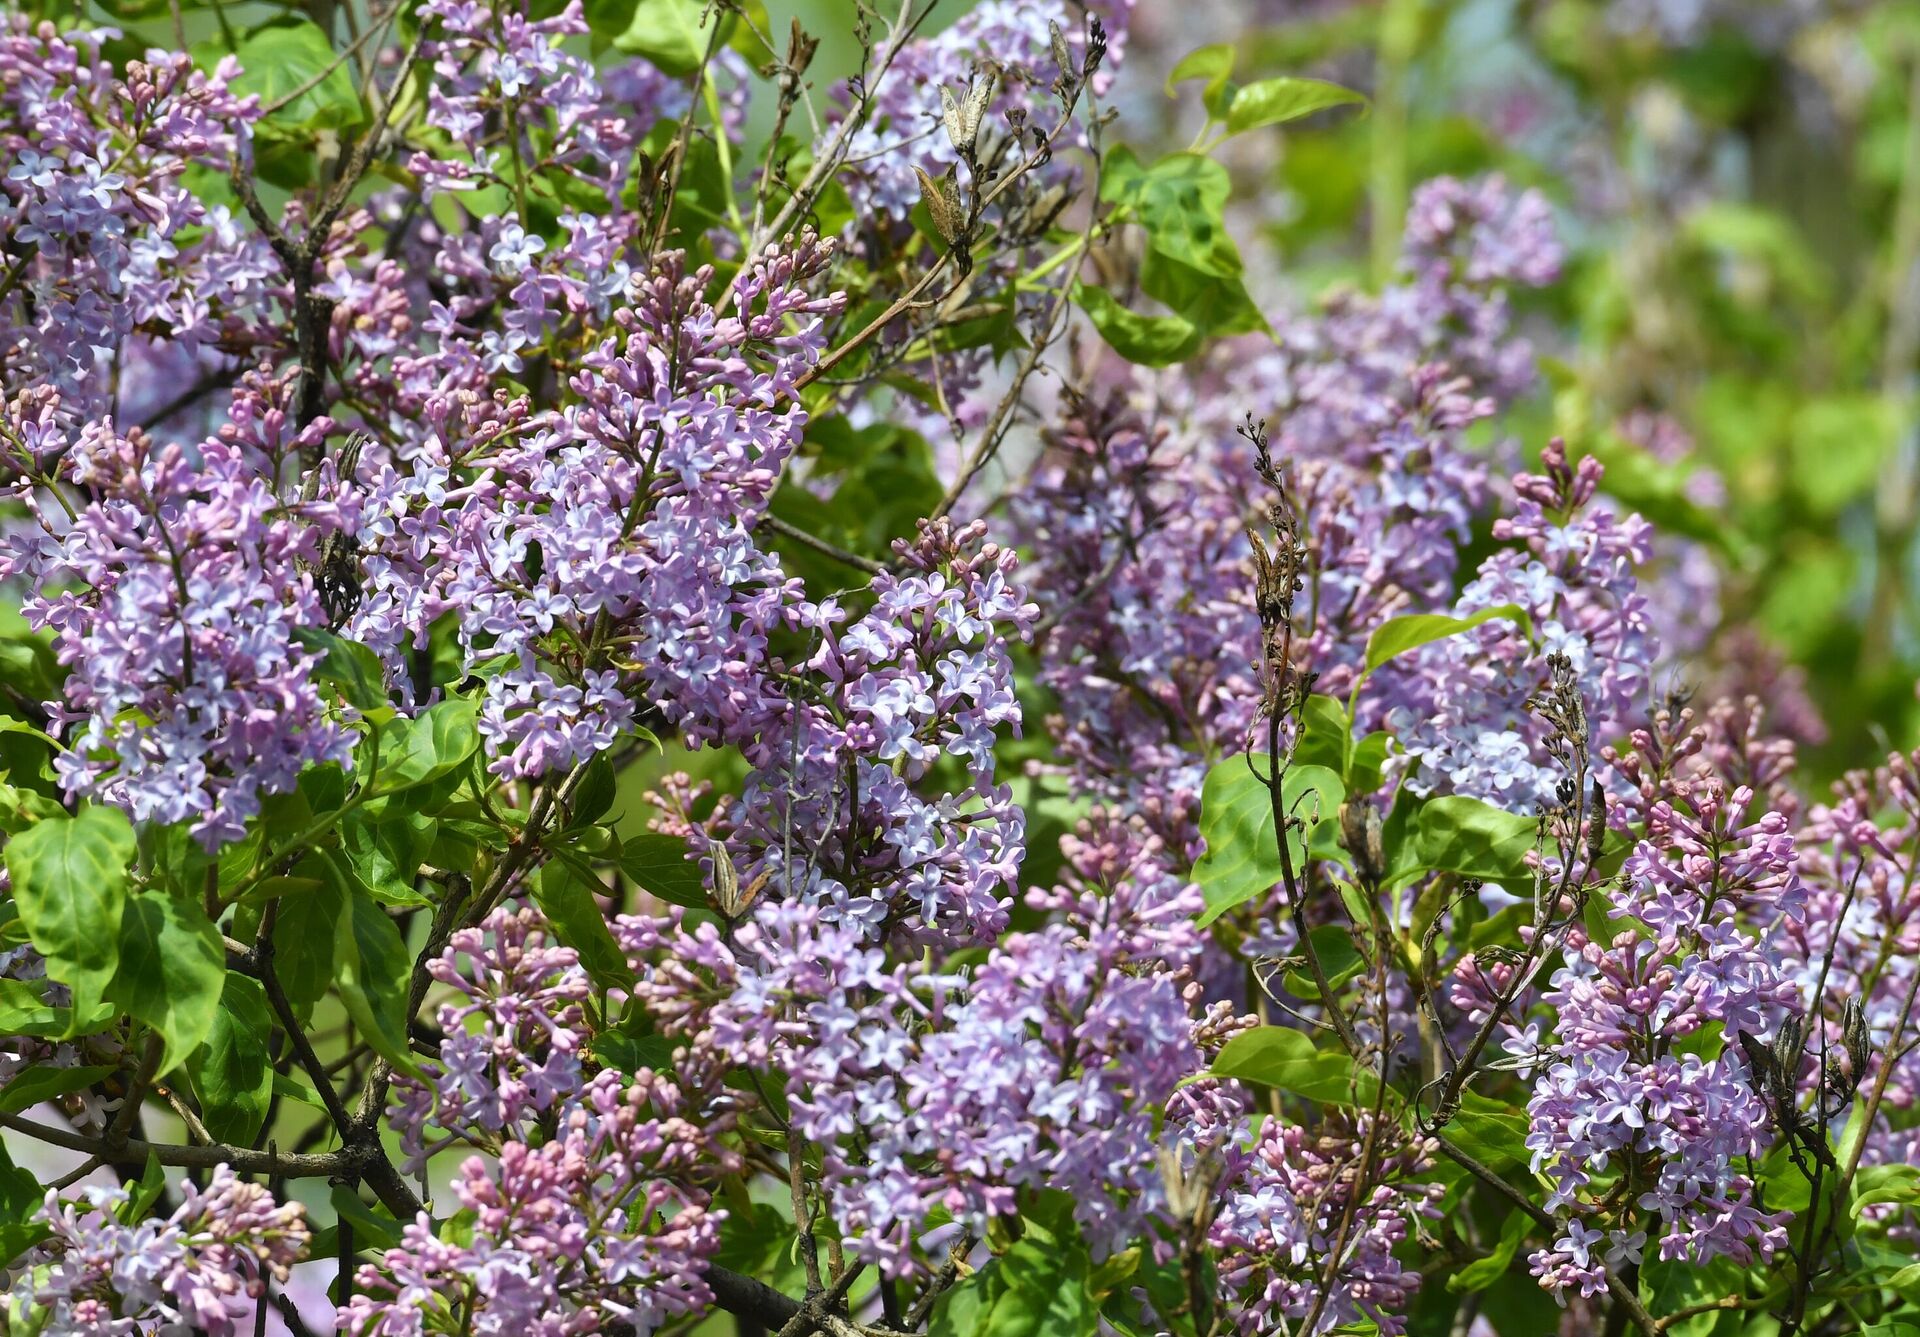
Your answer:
[1074,284,1202,367]
[1363,604,1532,675]
[1224,77,1366,137]
[107,892,226,1074]
[1210,1024,1377,1105]
[5,805,132,1022]
[1193,759,1343,926]
[223,21,366,131]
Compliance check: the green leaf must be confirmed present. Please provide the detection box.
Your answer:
[1192,759,1343,926]
[119,1150,166,1223]
[1074,284,1201,367]
[273,857,347,1007]
[613,0,718,75]
[107,892,226,1074]
[617,832,708,909]
[1443,1093,1531,1173]
[334,877,417,1073]
[1224,77,1366,136]
[186,972,274,1145]
[339,811,433,908]
[933,1236,1099,1337]
[0,1141,41,1225]
[1403,796,1539,887]
[1362,604,1532,675]
[1210,1025,1377,1104]
[1164,43,1233,107]
[532,857,633,992]
[374,698,480,793]
[1789,393,1898,516]
[567,753,619,830]
[294,627,390,711]
[0,1062,120,1116]
[329,1185,404,1251]
[1448,1207,1530,1293]
[6,805,133,1022]
[1279,925,1365,1000]
[222,21,366,131]
[1102,150,1242,279]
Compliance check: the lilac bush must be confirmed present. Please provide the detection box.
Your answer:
[1,2,1918,1336]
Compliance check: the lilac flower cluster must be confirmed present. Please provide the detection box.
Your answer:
[357,907,735,1336]
[1390,439,1657,805]
[12,1167,309,1336]
[336,237,845,778]
[344,1077,728,1337]
[1017,174,1563,858]
[0,24,270,420]
[1204,1117,1439,1336]
[627,814,1210,1277]
[829,0,1133,222]
[3,376,354,847]
[1452,782,1802,1298]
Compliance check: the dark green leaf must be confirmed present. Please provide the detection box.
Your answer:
[334,877,417,1073]
[1448,1207,1530,1293]
[1405,796,1539,887]
[532,857,633,992]
[274,857,347,1007]
[187,972,275,1145]
[617,832,708,909]
[0,1063,119,1116]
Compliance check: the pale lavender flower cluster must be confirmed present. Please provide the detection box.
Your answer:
[722,517,1038,947]
[389,908,592,1171]
[628,817,1211,1277]
[1390,439,1658,805]
[829,0,1133,222]
[1453,783,1803,1298]
[3,376,355,847]
[335,238,844,778]
[0,23,271,421]
[345,1073,729,1337]
[1202,1117,1440,1336]
[358,907,735,1336]
[14,1166,309,1336]
[1018,174,1563,863]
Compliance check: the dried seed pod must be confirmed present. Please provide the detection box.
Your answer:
[1338,799,1385,886]
[913,166,967,245]
[1843,994,1871,1079]
[940,72,994,156]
